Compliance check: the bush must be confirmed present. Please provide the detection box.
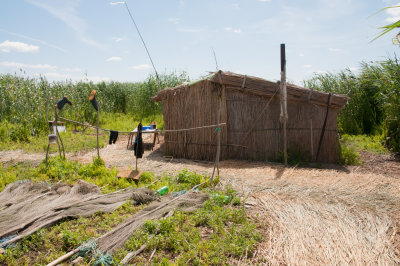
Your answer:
[339,143,361,165]
[304,57,400,152]
[176,169,202,186]
[61,231,79,251]
[140,172,155,183]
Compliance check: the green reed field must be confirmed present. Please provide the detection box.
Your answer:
[0,71,189,152]
[304,57,400,153]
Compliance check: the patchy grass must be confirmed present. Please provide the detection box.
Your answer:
[0,161,260,265]
[0,130,108,153]
[114,191,262,265]
[0,159,215,195]
[339,142,361,165]
[0,113,164,153]
[338,134,389,165]
[0,200,144,265]
[0,157,134,193]
[341,134,387,154]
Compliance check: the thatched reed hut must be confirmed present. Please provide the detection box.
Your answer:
[153,71,348,163]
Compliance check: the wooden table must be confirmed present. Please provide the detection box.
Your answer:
[127,128,159,150]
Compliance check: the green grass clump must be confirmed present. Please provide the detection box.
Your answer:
[341,134,387,154]
[0,163,259,266]
[145,169,219,194]
[339,143,361,165]
[0,200,143,265]
[139,171,155,183]
[115,189,261,265]
[0,157,134,193]
[0,130,108,153]
[338,134,390,165]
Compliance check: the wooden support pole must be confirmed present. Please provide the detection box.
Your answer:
[280,43,288,166]
[308,88,314,161]
[45,143,50,165]
[316,93,332,161]
[96,109,100,158]
[211,71,223,182]
[54,105,64,159]
[135,134,138,171]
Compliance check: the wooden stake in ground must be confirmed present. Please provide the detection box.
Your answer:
[96,108,100,158]
[280,43,288,166]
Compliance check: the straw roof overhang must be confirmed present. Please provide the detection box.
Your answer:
[153,71,349,109]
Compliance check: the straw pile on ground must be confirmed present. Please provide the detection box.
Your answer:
[0,180,155,247]
[154,71,348,163]
[220,165,400,265]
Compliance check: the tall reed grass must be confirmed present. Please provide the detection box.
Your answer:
[304,57,400,152]
[0,72,189,142]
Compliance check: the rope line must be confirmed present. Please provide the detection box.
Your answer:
[123,2,160,86]
[57,116,225,134]
[58,116,133,134]
[159,123,226,133]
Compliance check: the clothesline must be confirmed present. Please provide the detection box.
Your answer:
[58,116,133,134]
[157,123,226,133]
[57,116,226,134]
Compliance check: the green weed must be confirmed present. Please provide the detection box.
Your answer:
[0,200,143,265]
[115,189,261,265]
[0,163,259,265]
[341,134,387,154]
[339,143,361,165]
[0,157,134,193]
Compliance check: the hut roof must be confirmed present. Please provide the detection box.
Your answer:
[153,71,348,109]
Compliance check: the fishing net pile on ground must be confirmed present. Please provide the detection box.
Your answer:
[95,190,209,254]
[0,180,156,247]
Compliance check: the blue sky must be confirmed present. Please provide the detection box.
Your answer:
[0,0,399,84]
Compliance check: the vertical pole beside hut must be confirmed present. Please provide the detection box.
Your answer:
[280,44,288,165]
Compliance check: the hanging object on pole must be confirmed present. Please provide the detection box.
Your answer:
[56,96,72,110]
[133,122,144,181]
[48,134,57,144]
[134,123,144,159]
[46,97,72,165]
[89,90,100,157]
[89,90,99,111]
[280,43,288,165]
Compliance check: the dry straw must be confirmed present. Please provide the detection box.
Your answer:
[221,165,400,265]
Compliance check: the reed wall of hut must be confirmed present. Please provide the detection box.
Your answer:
[154,72,348,164]
[159,80,228,161]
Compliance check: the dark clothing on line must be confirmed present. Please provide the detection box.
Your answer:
[109,130,118,144]
[133,123,144,158]
[56,96,72,110]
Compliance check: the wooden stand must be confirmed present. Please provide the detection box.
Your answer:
[117,169,142,181]
[46,106,65,165]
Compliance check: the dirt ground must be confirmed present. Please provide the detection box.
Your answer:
[1,134,400,264]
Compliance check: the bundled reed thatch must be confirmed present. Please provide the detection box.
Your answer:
[0,180,155,247]
[153,71,348,163]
